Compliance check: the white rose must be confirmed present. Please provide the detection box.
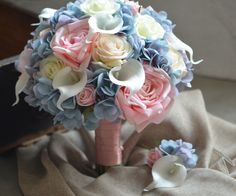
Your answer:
[80,0,120,16]
[135,14,165,40]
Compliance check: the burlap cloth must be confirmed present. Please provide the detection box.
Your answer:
[17,90,236,196]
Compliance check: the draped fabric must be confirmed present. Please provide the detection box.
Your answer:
[16,90,236,196]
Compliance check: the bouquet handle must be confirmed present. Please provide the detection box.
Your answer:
[95,120,122,167]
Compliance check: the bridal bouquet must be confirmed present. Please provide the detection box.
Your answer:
[14,0,202,168]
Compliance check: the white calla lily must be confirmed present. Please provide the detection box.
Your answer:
[38,8,57,22]
[13,72,30,106]
[144,155,187,192]
[167,32,203,65]
[52,67,87,110]
[87,14,123,42]
[13,48,32,106]
[109,59,145,101]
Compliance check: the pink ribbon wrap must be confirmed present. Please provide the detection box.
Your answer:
[95,120,122,166]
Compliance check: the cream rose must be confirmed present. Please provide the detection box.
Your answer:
[92,34,133,69]
[80,0,120,16]
[135,14,165,40]
[39,55,66,80]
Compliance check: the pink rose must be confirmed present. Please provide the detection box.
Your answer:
[76,85,96,106]
[147,148,162,168]
[51,19,95,70]
[116,66,175,132]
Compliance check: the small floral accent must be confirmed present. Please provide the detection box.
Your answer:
[76,85,96,106]
[145,139,198,191]
[147,148,162,168]
[159,139,198,168]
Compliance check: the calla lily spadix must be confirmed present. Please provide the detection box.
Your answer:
[87,13,123,43]
[167,32,203,65]
[52,66,87,111]
[109,59,145,102]
[144,155,187,192]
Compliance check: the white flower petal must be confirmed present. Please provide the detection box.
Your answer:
[39,8,57,22]
[144,155,187,192]
[167,32,203,65]
[87,14,123,42]
[13,72,30,106]
[80,0,120,16]
[52,67,87,110]
[135,14,165,40]
[109,59,145,99]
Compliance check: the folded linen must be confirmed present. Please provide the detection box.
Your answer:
[17,90,236,196]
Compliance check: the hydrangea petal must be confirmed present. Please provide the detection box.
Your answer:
[52,67,87,110]
[87,14,123,42]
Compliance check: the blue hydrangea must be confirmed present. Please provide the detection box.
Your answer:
[159,139,198,168]
[24,77,53,108]
[89,68,119,101]
[127,34,145,59]
[159,140,177,154]
[24,76,82,130]
[119,3,135,35]
[141,6,175,32]
[93,98,120,121]
[84,112,99,130]
[142,39,172,75]
[32,21,51,39]
[50,1,85,30]
[149,39,169,55]
[54,109,82,130]
[28,31,53,67]
[24,78,40,108]
[84,98,121,130]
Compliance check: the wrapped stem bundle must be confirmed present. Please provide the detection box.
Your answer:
[95,120,122,166]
